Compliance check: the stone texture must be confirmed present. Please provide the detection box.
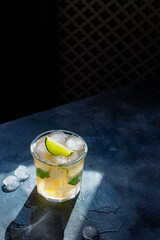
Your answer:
[0,79,160,240]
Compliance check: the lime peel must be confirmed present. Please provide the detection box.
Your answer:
[45,136,74,157]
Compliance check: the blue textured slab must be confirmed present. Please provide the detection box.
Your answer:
[0,80,160,240]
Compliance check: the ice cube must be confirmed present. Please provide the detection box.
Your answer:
[54,156,68,164]
[49,130,68,144]
[36,136,53,160]
[66,136,84,151]
[50,168,66,179]
[14,165,30,181]
[68,152,79,162]
[3,175,20,192]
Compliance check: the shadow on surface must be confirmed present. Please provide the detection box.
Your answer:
[5,186,78,240]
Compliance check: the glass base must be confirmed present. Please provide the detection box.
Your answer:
[37,186,80,202]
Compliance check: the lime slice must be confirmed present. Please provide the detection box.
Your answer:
[45,137,74,157]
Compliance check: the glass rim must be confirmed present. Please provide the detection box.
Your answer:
[30,130,88,166]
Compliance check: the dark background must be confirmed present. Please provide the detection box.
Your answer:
[1,0,160,123]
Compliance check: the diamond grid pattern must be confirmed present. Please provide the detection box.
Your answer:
[56,0,160,104]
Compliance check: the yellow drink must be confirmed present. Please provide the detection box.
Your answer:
[30,130,88,202]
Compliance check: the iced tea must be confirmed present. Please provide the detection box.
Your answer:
[30,130,88,202]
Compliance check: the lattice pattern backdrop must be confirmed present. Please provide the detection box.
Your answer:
[55,0,160,104]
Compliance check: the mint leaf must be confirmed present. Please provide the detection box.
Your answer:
[36,168,49,179]
[58,165,69,174]
[68,170,83,185]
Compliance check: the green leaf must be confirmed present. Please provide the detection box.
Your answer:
[68,170,83,185]
[36,168,49,179]
[58,165,69,174]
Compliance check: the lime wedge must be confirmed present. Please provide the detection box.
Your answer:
[45,137,74,157]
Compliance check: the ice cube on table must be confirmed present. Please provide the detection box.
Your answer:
[14,165,30,181]
[3,176,20,192]
[49,130,68,144]
[66,136,84,151]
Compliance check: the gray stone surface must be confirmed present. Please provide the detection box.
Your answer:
[0,79,160,240]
